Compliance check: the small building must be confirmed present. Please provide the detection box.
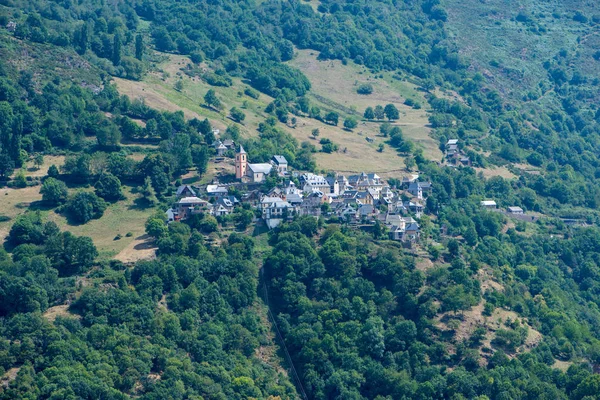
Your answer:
[177,197,210,219]
[301,173,331,194]
[347,172,384,193]
[260,196,297,229]
[271,155,288,176]
[213,196,239,217]
[286,193,304,207]
[206,184,229,197]
[283,180,302,196]
[357,204,377,220]
[166,208,177,222]
[385,214,420,243]
[176,184,197,198]
[267,186,284,198]
[481,200,497,209]
[459,156,471,167]
[213,140,228,156]
[407,181,427,199]
[400,174,420,188]
[507,206,524,214]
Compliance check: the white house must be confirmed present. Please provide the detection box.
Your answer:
[271,155,288,176]
[481,200,497,209]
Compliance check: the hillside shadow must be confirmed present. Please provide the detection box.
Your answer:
[133,234,157,250]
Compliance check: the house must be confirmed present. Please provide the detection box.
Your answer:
[206,184,229,197]
[301,173,331,194]
[385,214,420,242]
[177,197,210,219]
[394,200,424,217]
[260,196,297,229]
[299,192,324,217]
[235,145,273,183]
[481,200,497,209]
[367,188,380,201]
[286,193,304,207]
[176,184,197,198]
[283,180,302,196]
[407,181,432,200]
[6,22,16,32]
[459,156,471,167]
[213,140,228,156]
[357,204,377,220]
[267,187,286,200]
[213,196,239,217]
[341,190,374,205]
[241,190,262,206]
[338,204,358,222]
[166,208,177,222]
[271,155,289,176]
[404,222,421,242]
[446,139,459,157]
[347,172,384,192]
[407,181,423,199]
[222,139,235,149]
[507,206,524,214]
[400,174,420,188]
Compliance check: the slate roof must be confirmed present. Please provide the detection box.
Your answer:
[272,155,288,165]
[248,163,273,174]
[176,185,196,197]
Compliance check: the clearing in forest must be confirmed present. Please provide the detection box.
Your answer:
[47,187,156,259]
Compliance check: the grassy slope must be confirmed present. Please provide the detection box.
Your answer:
[113,50,442,174]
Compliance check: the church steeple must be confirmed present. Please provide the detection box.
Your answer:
[235,145,248,179]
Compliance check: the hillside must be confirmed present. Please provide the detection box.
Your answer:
[2,0,600,399]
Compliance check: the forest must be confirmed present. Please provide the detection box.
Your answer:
[1,0,600,399]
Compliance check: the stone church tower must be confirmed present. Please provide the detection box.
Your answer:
[235,145,248,180]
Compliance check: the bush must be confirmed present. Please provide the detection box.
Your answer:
[357,84,373,95]
[66,191,107,224]
[41,177,68,205]
[244,88,260,99]
[95,173,124,202]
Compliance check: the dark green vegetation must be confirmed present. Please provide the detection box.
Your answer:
[2,0,600,399]
[1,215,295,399]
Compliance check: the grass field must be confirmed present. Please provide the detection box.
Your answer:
[113,50,442,175]
[0,186,43,243]
[288,50,442,165]
[22,155,66,178]
[46,187,156,259]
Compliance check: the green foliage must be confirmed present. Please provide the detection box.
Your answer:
[94,173,124,202]
[40,177,68,205]
[230,107,246,123]
[65,191,107,224]
[356,83,373,95]
[343,116,358,131]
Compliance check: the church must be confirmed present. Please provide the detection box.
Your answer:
[235,145,273,183]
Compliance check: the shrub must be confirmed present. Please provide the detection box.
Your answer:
[95,173,124,202]
[357,84,373,95]
[66,191,107,224]
[40,177,68,205]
